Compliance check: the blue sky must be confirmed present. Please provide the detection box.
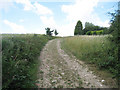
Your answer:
[0,0,118,36]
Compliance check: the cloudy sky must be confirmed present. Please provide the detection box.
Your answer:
[0,0,118,36]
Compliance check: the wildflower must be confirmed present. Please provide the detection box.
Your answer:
[61,73,64,75]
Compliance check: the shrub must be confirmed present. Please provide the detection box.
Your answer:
[86,31,91,35]
[93,31,96,35]
[2,34,55,88]
[96,30,103,35]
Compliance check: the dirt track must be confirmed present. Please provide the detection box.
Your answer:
[37,39,109,88]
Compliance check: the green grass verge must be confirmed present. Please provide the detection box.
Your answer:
[2,34,56,88]
[61,35,118,85]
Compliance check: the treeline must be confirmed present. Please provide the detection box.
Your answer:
[74,21,110,35]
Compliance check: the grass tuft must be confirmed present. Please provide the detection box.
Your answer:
[61,35,118,79]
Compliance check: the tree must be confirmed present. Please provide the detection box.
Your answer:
[92,31,96,35]
[96,30,103,35]
[83,22,95,34]
[83,22,110,35]
[45,27,54,36]
[74,20,83,35]
[85,22,94,28]
[108,8,120,85]
[109,10,120,44]
[54,29,58,36]
[86,31,91,35]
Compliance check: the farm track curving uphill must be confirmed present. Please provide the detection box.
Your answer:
[37,39,109,88]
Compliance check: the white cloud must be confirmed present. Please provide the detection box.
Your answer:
[61,0,99,22]
[19,19,24,22]
[61,0,110,27]
[0,0,13,11]
[3,20,27,33]
[34,2,53,15]
[15,0,34,10]
[4,0,54,34]
[40,16,56,28]
[3,19,46,34]
[101,6,104,8]
[14,0,55,34]
[58,22,75,36]
[59,0,110,36]
[15,0,53,15]
[96,20,110,27]
[12,0,110,36]
[39,16,74,36]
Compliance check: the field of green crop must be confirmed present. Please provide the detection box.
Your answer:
[2,34,55,88]
[61,35,118,78]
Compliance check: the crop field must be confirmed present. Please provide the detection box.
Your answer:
[2,34,55,88]
[61,35,118,79]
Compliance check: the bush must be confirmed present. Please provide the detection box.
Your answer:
[96,30,103,35]
[86,30,103,35]
[108,10,120,85]
[92,31,96,35]
[2,34,55,88]
[86,31,91,35]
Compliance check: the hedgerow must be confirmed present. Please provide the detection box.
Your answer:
[2,34,55,89]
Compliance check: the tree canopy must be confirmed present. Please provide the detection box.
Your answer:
[74,20,83,35]
[45,27,54,36]
[45,27,58,36]
[83,22,110,35]
[108,9,120,84]
[74,20,109,35]
[54,29,58,36]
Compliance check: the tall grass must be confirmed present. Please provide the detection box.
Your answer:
[2,34,55,88]
[62,35,118,77]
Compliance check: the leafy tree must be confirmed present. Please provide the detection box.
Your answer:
[109,10,120,44]
[54,29,58,36]
[86,31,91,35]
[83,22,95,35]
[45,27,54,36]
[93,31,96,35]
[96,30,103,35]
[108,8,120,85]
[85,22,94,29]
[74,20,83,35]
[94,26,101,30]
[102,27,110,34]
[83,22,109,35]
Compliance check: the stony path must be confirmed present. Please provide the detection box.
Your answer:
[37,39,109,88]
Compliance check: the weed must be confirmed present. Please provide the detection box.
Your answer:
[61,35,118,79]
[2,34,55,88]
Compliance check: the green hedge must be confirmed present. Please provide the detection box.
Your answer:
[86,30,103,35]
[2,34,55,89]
